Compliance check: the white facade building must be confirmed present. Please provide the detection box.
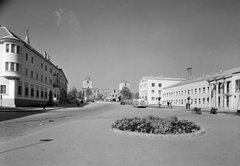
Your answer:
[162,67,240,112]
[0,26,68,107]
[139,76,184,105]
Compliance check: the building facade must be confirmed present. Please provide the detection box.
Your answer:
[139,76,184,105]
[0,26,68,107]
[162,68,240,112]
[119,80,130,91]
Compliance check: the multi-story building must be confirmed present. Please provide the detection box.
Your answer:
[0,26,68,107]
[139,76,184,105]
[162,67,240,112]
[105,89,121,101]
[119,80,130,90]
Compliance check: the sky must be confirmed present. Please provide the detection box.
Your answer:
[0,0,240,92]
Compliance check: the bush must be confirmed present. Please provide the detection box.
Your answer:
[112,116,200,135]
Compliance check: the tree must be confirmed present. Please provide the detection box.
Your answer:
[121,87,132,100]
[132,92,139,99]
[67,87,78,98]
[86,88,92,98]
[77,90,83,99]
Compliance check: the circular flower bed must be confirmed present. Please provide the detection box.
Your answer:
[111,115,201,135]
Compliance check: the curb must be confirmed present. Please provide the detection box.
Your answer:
[112,127,206,139]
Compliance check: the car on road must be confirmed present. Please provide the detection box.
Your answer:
[133,99,147,108]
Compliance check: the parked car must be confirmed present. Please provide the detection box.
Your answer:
[133,99,147,108]
[120,100,125,105]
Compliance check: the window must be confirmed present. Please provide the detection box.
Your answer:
[195,89,197,94]
[199,98,201,104]
[151,97,155,101]
[31,71,33,78]
[0,85,6,94]
[203,98,205,104]
[25,68,28,76]
[41,63,43,69]
[203,87,205,93]
[36,90,39,98]
[26,53,28,61]
[188,90,190,95]
[158,90,161,95]
[5,62,9,70]
[31,56,34,64]
[10,62,14,71]
[31,88,34,97]
[151,90,155,94]
[191,89,193,94]
[18,86,22,95]
[158,83,162,87]
[50,68,52,74]
[16,63,20,72]
[25,87,29,96]
[36,60,39,67]
[41,75,43,82]
[6,44,9,52]
[41,90,44,98]
[45,65,47,71]
[17,46,20,54]
[45,77,47,84]
[199,88,201,94]
[36,73,39,80]
[11,44,15,53]
[152,83,155,87]
[50,79,52,85]
[236,80,240,92]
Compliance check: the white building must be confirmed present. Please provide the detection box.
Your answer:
[119,80,130,91]
[139,76,184,105]
[162,67,240,112]
[0,26,68,107]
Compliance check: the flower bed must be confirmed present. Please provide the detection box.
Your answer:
[111,115,201,135]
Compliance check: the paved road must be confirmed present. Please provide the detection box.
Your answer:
[0,102,240,166]
[0,102,115,144]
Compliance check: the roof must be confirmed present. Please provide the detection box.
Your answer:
[140,76,185,83]
[164,67,240,89]
[83,77,92,81]
[120,79,129,83]
[0,27,23,41]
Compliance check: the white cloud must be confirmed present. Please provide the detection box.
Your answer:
[55,9,80,33]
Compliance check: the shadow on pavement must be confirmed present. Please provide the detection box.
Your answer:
[0,102,90,122]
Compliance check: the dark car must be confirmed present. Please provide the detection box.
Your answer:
[120,100,125,105]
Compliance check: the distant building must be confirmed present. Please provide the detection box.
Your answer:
[139,76,184,105]
[105,89,121,102]
[0,26,68,107]
[82,77,92,89]
[119,80,130,91]
[82,77,92,99]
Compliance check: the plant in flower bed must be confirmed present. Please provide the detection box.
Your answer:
[111,115,201,135]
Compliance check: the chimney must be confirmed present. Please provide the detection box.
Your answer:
[187,67,192,79]
[44,51,47,59]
